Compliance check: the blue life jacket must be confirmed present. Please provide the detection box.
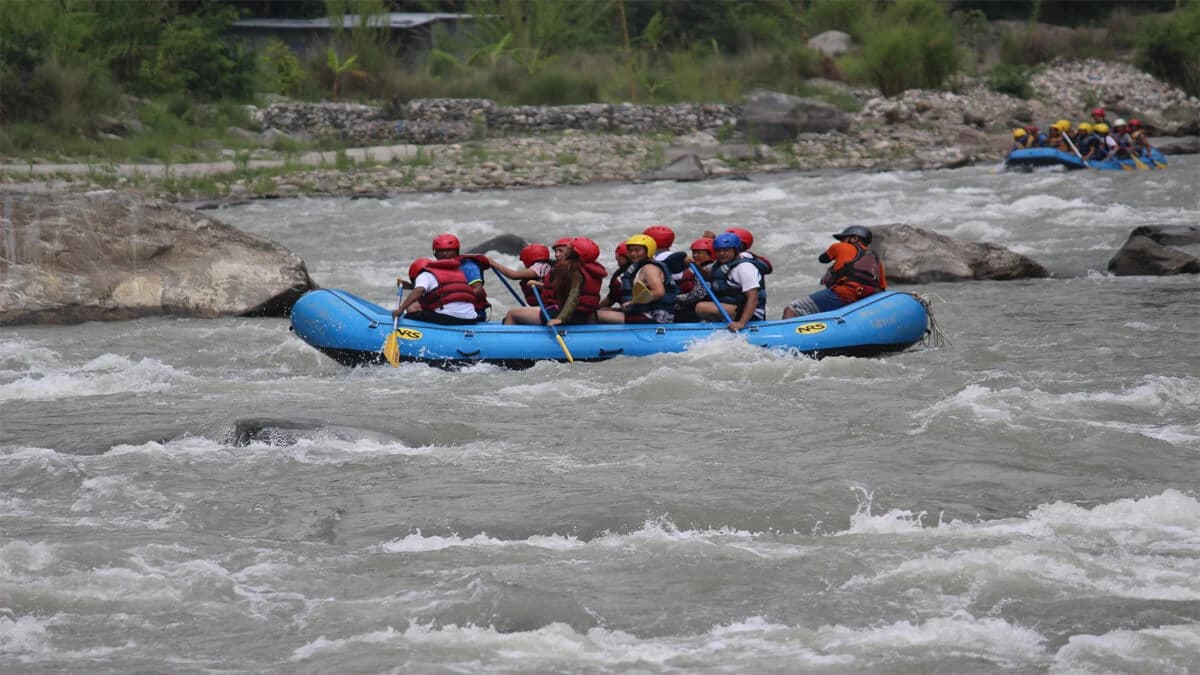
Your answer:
[708,257,767,315]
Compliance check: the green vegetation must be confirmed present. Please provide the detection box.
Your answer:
[1,0,1194,162]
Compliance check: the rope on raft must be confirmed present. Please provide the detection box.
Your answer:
[910,292,951,349]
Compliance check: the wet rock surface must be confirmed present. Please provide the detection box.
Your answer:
[0,192,315,325]
[1107,225,1200,276]
[872,224,1051,283]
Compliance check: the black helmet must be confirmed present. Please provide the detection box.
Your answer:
[833,225,872,244]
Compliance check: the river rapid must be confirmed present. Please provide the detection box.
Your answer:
[2,158,1199,673]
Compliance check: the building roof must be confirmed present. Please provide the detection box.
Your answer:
[232,13,471,30]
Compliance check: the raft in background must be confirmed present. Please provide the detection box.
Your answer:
[1005,147,1168,171]
[289,289,932,368]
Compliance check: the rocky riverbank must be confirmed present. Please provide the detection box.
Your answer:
[1,59,1196,201]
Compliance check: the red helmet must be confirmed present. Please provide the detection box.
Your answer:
[571,237,601,264]
[432,233,460,251]
[1024,125,1038,134]
[725,227,754,248]
[690,237,715,255]
[553,237,573,250]
[643,225,675,250]
[1129,118,1142,128]
[1091,107,1105,118]
[615,242,628,257]
[519,243,551,268]
[408,257,432,282]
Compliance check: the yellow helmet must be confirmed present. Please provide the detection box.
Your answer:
[1013,128,1027,138]
[1054,119,1070,131]
[1094,122,1110,134]
[1077,122,1092,133]
[624,234,657,258]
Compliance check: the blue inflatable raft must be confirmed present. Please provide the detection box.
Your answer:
[1005,147,1168,171]
[289,288,932,368]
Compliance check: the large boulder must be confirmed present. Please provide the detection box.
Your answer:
[466,234,527,257]
[1107,225,1200,276]
[644,153,706,182]
[872,224,1049,283]
[1152,136,1200,155]
[739,90,851,143]
[0,192,315,325]
[807,30,853,58]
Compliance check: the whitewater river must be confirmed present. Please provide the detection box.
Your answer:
[3,158,1199,673]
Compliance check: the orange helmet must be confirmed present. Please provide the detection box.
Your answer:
[432,233,460,251]
[519,243,551,268]
[643,225,675,250]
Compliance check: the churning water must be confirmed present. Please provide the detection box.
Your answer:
[2,158,1199,673]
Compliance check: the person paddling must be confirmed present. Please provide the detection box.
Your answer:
[393,258,480,325]
[695,232,767,332]
[596,234,676,324]
[431,233,490,322]
[783,226,886,319]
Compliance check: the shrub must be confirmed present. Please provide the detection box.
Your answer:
[987,63,1033,99]
[1137,2,1200,96]
[137,9,255,100]
[259,39,307,97]
[856,1,961,96]
[515,67,601,105]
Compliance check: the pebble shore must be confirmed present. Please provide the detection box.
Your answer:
[2,59,1195,201]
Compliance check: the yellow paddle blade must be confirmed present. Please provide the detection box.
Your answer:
[382,332,401,367]
[632,280,653,305]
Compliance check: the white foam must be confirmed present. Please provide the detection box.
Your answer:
[1050,623,1200,674]
[0,354,192,402]
[0,611,49,655]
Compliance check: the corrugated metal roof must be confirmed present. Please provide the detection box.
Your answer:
[232,13,471,30]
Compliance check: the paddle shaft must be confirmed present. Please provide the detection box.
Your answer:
[532,285,574,363]
[1062,131,1090,168]
[492,268,527,306]
[690,262,735,325]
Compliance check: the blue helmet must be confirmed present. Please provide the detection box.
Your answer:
[712,232,743,251]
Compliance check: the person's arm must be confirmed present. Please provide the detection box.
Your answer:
[642,265,666,300]
[487,259,540,281]
[728,287,757,332]
[393,287,424,316]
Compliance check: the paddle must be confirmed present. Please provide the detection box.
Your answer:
[382,279,414,367]
[492,268,527,306]
[531,285,574,363]
[1128,149,1150,171]
[690,262,734,327]
[1062,132,1090,169]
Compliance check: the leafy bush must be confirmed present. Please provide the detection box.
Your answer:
[805,0,873,38]
[1137,1,1200,96]
[515,67,601,105]
[987,63,1033,99]
[137,9,255,100]
[259,39,307,97]
[855,0,960,96]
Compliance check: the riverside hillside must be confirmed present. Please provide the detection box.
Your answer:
[2,58,1197,201]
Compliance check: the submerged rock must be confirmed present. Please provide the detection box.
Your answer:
[467,234,527,257]
[872,224,1050,283]
[0,192,315,325]
[1107,225,1200,276]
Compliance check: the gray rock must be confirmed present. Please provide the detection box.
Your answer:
[739,90,851,143]
[0,193,315,325]
[466,234,527,256]
[1152,136,1199,155]
[1107,225,1200,276]
[808,30,853,57]
[872,223,1049,283]
[644,153,706,182]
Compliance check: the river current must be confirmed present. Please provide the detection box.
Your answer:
[2,158,1199,673]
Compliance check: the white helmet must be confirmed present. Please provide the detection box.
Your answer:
[1113,118,1127,127]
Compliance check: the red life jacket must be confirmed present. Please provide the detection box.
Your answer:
[417,260,478,311]
[677,266,696,293]
[575,261,607,314]
[521,262,556,307]
[454,254,492,310]
[823,244,885,304]
[606,265,628,306]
